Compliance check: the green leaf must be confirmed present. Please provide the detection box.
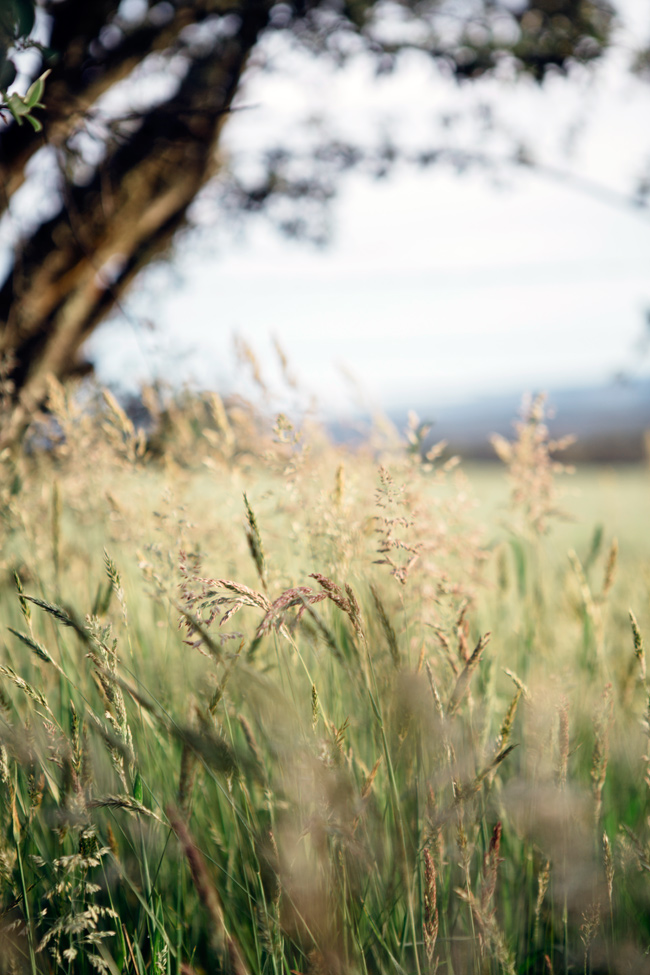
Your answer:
[0,57,16,90]
[14,0,35,38]
[39,46,59,66]
[0,11,16,44]
[6,92,30,120]
[24,67,49,109]
[132,772,144,805]
[25,111,42,132]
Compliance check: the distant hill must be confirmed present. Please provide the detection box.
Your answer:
[329,379,650,462]
[400,379,650,462]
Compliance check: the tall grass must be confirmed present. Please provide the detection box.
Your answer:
[0,380,647,974]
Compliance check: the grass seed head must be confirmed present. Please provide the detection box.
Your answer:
[580,902,601,969]
[601,537,618,601]
[311,683,320,729]
[591,684,613,829]
[333,462,345,507]
[423,847,439,963]
[370,584,400,669]
[13,570,31,624]
[243,493,267,590]
[603,831,614,913]
[534,860,551,942]
[630,610,646,682]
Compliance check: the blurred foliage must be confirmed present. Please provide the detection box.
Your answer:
[0,0,51,130]
[0,377,648,973]
[0,0,622,445]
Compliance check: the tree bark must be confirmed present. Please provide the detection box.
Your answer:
[0,0,272,446]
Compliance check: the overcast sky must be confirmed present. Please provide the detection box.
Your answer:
[87,0,650,414]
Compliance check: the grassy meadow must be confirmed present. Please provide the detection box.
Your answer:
[0,381,649,975]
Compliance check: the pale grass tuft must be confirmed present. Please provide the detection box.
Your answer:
[243,493,267,590]
[456,883,516,975]
[353,757,382,830]
[491,393,574,537]
[309,573,351,615]
[87,795,165,825]
[481,821,503,918]
[344,583,366,643]
[13,570,31,625]
[534,860,550,942]
[370,584,400,668]
[630,610,646,682]
[177,553,270,651]
[24,594,75,629]
[206,391,235,453]
[103,549,129,629]
[311,684,320,729]
[101,388,147,464]
[446,632,490,719]
[360,757,381,801]
[496,689,522,753]
[374,465,420,585]
[234,334,268,396]
[600,537,618,601]
[591,684,613,830]
[84,617,135,786]
[333,462,345,507]
[603,831,614,918]
[568,549,596,622]
[580,902,601,973]
[557,698,570,791]
[503,667,531,702]
[255,586,326,638]
[7,627,62,672]
[0,664,52,714]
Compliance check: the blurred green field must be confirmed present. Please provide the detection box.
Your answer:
[0,388,649,975]
[466,461,650,554]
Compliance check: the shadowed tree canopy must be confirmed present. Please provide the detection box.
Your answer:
[0,0,616,444]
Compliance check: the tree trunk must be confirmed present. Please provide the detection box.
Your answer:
[0,0,272,446]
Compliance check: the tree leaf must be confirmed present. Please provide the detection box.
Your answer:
[0,57,16,91]
[5,93,27,122]
[25,113,42,132]
[14,0,35,39]
[24,68,50,109]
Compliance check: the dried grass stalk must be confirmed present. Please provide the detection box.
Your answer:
[591,684,613,830]
[167,806,251,974]
[370,584,400,669]
[534,860,550,942]
[423,847,439,964]
[447,632,490,718]
[630,610,646,682]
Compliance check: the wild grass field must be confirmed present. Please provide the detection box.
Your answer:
[0,381,648,975]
